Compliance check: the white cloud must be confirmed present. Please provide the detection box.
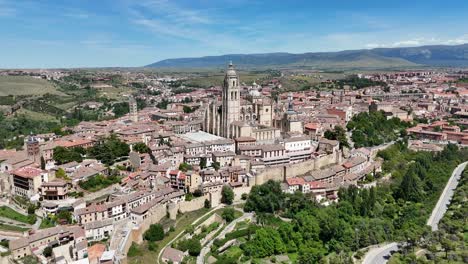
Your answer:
[365,35,468,49]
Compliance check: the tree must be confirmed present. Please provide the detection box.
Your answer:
[199,157,207,169]
[222,208,236,222]
[43,246,53,257]
[57,210,72,224]
[204,199,211,209]
[241,193,248,200]
[144,224,165,241]
[242,227,285,258]
[40,156,46,170]
[187,239,201,256]
[244,180,285,213]
[178,162,192,172]
[53,146,83,164]
[87,134,130,165]
[55,168,69,180]
[133,142,150,153]
[395,170,424,202]
[183,105,194,113]
[212,161,220,171]
[221,186,234,205]
[298,241,327,263]
[324,126,349,149]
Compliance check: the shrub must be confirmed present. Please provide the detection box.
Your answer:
[148,241,158,251]
[221,186,234,205]
[144,224,164,242]
[127,242,141,257]
[222,208,236,222]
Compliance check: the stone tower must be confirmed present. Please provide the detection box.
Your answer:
[221,62,240,138]
[26,134,40,162]
[129,95,138,123]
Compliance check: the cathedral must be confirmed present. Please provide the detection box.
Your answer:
[203,62,281,142]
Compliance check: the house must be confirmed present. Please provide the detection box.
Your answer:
[285,177,305,193]
[84,219,114,242]
[162,247,185,264]
[11,167,48,198]
[39,179,71,200]
[9,226,87,260]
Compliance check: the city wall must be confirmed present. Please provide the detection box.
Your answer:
[122,193,218,262]
[254,152,338,185]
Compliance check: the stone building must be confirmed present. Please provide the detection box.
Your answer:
[203,62,277,141]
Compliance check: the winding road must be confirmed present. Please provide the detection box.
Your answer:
[362,161,467,264]
[197,212,253,264]
[427,161,467,231]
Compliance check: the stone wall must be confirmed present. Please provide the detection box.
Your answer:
[254,152,339,185]
[232,186,252,202]
[178,195,208,214]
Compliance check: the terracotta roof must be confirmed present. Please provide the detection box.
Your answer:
[12,167,43,178]
[286,177,305,186]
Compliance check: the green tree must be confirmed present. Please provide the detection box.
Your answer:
[43,246,53,257]
[243,227,285,258]
[144,224,165,242]
[55,168,69,180]
[395,170,424,202]
[133,142,150,153]
[178,162,192,172]
[222,208,236,222]
[221,186,234,205]
[199,157,207,169]
[324,126,349,149]
[204,199,211,209]
[53,146,83,164]
[187,239,202,256]
[87,134,130,165]
[244,180,285,213]
[212,161,220,171]
[40,156,46,170]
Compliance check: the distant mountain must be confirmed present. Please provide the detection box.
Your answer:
[146,44,468,69]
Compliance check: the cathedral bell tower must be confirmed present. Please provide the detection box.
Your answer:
[221,61,241,138]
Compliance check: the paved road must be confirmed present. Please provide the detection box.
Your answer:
[362,242,399,264]
[427,161,467,231]
[197,212,253,264]
[362,161,467,264]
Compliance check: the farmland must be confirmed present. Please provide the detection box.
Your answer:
[0,76,63,96]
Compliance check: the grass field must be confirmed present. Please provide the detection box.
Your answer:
[0,76,63,96]
[0,222,29,232]
[9,109,59,122]
[0,206,35,224]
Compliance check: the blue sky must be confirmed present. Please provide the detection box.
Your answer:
[1,0,467,68]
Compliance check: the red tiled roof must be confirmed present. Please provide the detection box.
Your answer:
[286,177,305,186]
[12,167,43,178]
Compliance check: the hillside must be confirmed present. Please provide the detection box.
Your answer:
[0,76,63,96]
[146,44,468,69]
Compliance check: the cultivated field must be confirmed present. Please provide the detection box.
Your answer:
[0,76,62,96]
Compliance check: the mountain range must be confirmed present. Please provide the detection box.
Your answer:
[146,44,468,69]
